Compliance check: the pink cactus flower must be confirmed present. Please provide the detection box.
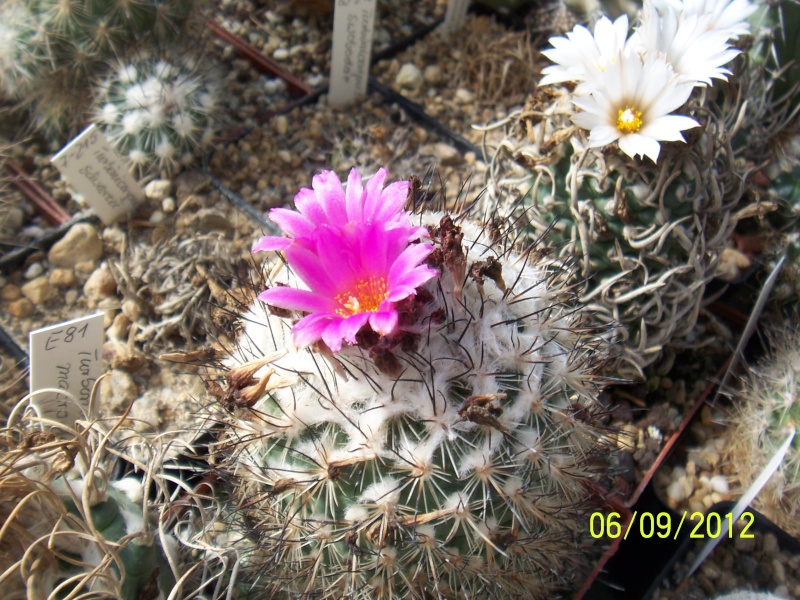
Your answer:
[252,167,425,254]
[255,169,437,351]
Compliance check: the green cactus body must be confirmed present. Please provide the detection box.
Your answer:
[95,55,219,175]
[216,213,613,598]
[485,82,747,379]
[55,478,177,600]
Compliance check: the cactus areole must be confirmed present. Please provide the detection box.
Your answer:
[215,168,613,598]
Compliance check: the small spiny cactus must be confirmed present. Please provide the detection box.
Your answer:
[95,55,220,175]
[209,169,615,599]
[481,0,784,379]
[723,327,800,538]
[0,0,209,139]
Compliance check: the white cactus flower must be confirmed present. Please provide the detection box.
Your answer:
[571,50,699,162]
[630,0,741,85]
[540,15,632,89]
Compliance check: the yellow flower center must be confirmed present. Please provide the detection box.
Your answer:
[616,106,643,134]
[335,276,388,316]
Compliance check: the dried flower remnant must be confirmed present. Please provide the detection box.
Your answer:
[255,168,438,351]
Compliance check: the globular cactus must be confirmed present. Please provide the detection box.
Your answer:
[723,327,800,538]
[481,0,776,379]
[0,402,179,600]
[95,55,219,175]
[0,2,45,100]
[209,168,614,599]
[0,0,208,139]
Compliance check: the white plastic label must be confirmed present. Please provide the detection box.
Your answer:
[329,0,377,106]
[51,124,144,225]
[442,0,470,35]
[29,313,105,425]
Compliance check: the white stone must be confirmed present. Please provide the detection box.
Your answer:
[708,474,729,494]
[666,476,693,504]
[48,223,103,268]
[395,63,423,90]
[423,65,443,85]
[454,88,475,104]
[24,262,44,280]
[144,179,172,202]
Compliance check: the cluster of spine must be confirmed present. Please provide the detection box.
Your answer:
[723,328,800,538]
[211,205,614,598]
[0,0,217,173]
[480,19,796,378]
[0,405,178,599]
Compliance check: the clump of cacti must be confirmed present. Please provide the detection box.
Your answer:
[209,168,614,598]
[0,0,210,139]
[95,55,220,175]
[723,327,800,538]
[482,0,790,379]
[0,403,179,599]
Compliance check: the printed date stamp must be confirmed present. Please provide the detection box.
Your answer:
[590,511,755,540]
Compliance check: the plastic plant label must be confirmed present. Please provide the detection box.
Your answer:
[29,313,105,426]
[51,123,144,225]
[442,0,470,35]
[329,0,377,106]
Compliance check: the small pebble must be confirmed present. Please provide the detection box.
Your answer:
[454,88,475,104]
[273,47,290,60]
[763,533,780,556]
[49,268,77,288]
[48,223,103,268]
[1,284,22,301]
[395,63,423,90]
[24,262,44,280]
[21,276,51,304]
[144,179,172,202]
[163,197,176,213]
[7,298,33,318]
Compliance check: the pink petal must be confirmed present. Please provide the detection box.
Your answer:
[345,168,365,223]
[385,285,417,302]
[294,188,327,223]
[368,310,398,336]
[285,244,340,295]
[388,265,438,298]
[293,313,336,348]
[258,286,336,313]
[269,207,316,239]
[362,168,388,219]
[388,243,434,285]
[321,318,346,352]
[252,235,291,253]
[375,180,411,222]
[339,312,371,344]
[313,170,348,227]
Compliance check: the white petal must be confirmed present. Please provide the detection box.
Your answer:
[618,133,661,162]
[587,125,621,147]
[640,115,699,141]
